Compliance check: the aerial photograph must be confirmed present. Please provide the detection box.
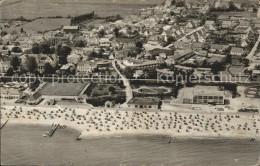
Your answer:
[0,0,260,165]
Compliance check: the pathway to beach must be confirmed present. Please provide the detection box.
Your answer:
[1,105,259,140]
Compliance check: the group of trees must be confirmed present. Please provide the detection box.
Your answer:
[71,12,95,25]
[113,27,120,38]
[122,67,134,79]
[10,56,20,70]
[170,0,185,7]
[211,62,226,74]
[26,56,38,73]
[73,40,87,47]
[11,46,22,53]
[6,68,14,76]
[98,29,105,38]
[32,43,55,54]
[5,56,21,76]
[222,83,238,98]
[135,41,143,49]
[201,60,226,74]
[86,95,126,107]
[56,44,72,65]
[1,31,7,37]
[7,55,56,75]
[88,49,105,59]
[105,14,123,22]
[44,63,56,75]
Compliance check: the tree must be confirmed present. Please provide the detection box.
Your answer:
[223,83,237,98]
[32,43,53,54]
[98,48,105,58]
[88,51,98,59]
[113,27,120,37]
[135,41,143,48]
[32,43,40,54]
[20,28,24,33]
[176,1,185,7]
[171,0,176,6]
[0,31,7,37]
[74,40,86,47]
[202,59,208,67]
[44,63,56,75]
[241,58,250,67]
[56,45,71,65]
[115,14,122,20]
[98,29,105,38]
[228,2,237,11]
[211,62,225,74]
[5,68,14,76]
[108,86,116,94]
[11,46,22,53]
[11,56,20,70]
[123,67,134,79]
[226,54,232,64]
[26,57,38,73]
[40,43,52,54]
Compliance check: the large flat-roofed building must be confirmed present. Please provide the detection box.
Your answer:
[192,86,225,105]
[182,86,225,105]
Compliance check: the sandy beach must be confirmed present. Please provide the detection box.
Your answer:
[1,105,259,141]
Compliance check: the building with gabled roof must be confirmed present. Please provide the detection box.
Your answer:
[127,97,160,109]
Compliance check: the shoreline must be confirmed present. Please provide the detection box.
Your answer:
[3,118,260,142]
[1,105,259,142]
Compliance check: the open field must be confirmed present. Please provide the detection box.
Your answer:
[0,0,161,19]
[90,84,125,97]
[5,18,71,33]
[38,83,88,96]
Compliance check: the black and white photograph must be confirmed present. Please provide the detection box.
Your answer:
[0,0,260,165]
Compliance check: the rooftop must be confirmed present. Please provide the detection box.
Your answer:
[63,26,79,30]
[128,98,160,105]
[193,86,224,96]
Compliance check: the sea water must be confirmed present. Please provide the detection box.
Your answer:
[1,125,260,166]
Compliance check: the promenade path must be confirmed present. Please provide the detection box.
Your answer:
[246,34,260,60]
[112,60,133,107]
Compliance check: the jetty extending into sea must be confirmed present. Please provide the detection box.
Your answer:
[48,124,59,137]
[0,119,9,129]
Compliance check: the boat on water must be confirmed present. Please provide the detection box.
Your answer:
[250,138,255,142]
[76,137,81,141]
[42,134,47,137]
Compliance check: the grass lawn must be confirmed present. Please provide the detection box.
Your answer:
[6,18,71,33]
[38,83,88,96]
[137,86,171,94]
[1,0,159,19]
[228,66,245,76]
[91,84,124,97]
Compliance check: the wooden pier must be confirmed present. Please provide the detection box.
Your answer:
[48,124,59,137]
[0,119,9,129]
